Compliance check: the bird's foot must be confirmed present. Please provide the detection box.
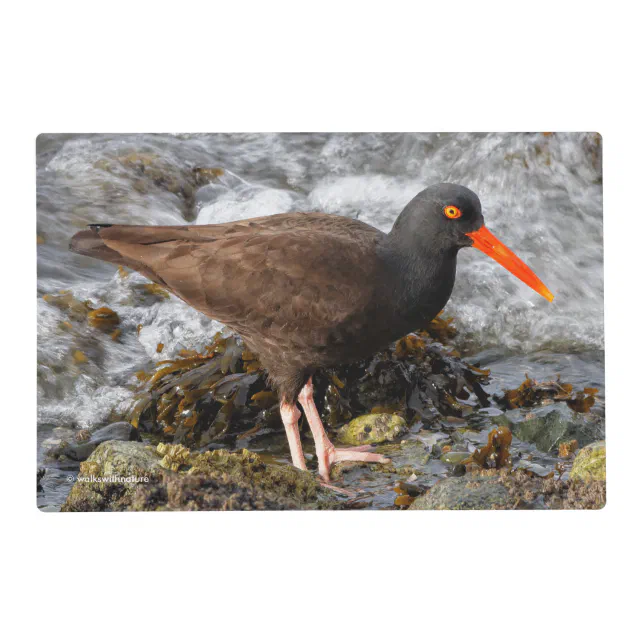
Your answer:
[318,443,391,483]
[318,479,359,497]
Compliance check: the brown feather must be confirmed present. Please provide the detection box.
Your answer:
[71,213,401,400]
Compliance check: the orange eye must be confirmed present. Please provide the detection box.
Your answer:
[444,205,462,219]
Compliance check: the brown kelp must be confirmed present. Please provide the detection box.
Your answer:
[495,375,598,413]
[127,313,491,448]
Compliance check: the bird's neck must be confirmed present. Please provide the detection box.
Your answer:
[378,233,458,327]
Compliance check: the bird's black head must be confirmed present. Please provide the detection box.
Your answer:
[390,183,554,302]
[390,183,485,252]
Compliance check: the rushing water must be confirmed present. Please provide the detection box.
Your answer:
[36,133,604,509]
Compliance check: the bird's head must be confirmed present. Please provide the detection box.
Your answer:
[392,183,554,302]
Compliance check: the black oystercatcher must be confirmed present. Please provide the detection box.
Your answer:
[71,183,553,482]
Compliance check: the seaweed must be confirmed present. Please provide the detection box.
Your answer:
[421,310,458,345]
[127,314,491,450]
[495,375,598,412]
[558,439,579,459]
[466,425,512,469]
[127,332,270,447]
[43,292,122,341]
[88,306,120,332]
[321,331,490,426]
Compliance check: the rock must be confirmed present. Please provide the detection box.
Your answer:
[42,427,77,454]
[409,469,606,510]
[335,413,407,446]
[410,474,512,510]
[61,422,140,461]
[570,440,606,483]
[37,468,45,492]
[62,441,161,511]
[515,459,552,477]
[431,438,453,457]
[61,440,328,512]
[439,451,471,465]
[508,409,605,452]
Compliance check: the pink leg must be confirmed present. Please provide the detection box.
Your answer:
[297,377,391,482]
[279,401,307,471]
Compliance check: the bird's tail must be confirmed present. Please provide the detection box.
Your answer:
[69,225,123,264]
[69,224,167,287]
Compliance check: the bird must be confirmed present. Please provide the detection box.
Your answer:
[70,183,553,483]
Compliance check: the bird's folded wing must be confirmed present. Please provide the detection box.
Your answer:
[96,215,383,340]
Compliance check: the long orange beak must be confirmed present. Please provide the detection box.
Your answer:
[465,226,554,302]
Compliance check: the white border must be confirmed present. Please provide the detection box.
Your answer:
[3,1,641,642]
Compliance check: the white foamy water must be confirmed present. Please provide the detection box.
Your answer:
[37,133,603,429]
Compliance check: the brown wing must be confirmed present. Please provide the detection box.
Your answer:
[75,213,385,365]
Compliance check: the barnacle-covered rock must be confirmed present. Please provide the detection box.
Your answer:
[410,474,512,510]
[61,439,328,511]
[335,413,407,446]
[409,468,606,510]
[62,441,162,511]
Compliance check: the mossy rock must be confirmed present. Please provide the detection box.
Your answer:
[62,440,329,511]
[335,413,407,446]
[409,469,606,511]
[61,441,162,511]
[509,410,605,452]
[410,474,512,510]
[570,441,606,483]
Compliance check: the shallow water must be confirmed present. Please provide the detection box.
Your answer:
[36,133,603,510]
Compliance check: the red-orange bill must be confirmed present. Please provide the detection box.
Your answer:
[466,226,554,302]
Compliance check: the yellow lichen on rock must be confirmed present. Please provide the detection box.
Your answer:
[570,441,606,483]
[336,413,407,446]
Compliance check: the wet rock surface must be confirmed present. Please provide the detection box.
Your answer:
[46,422,140,461]
[410,469,606,510]
[410,474,512,510]
[506,409,605,452]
